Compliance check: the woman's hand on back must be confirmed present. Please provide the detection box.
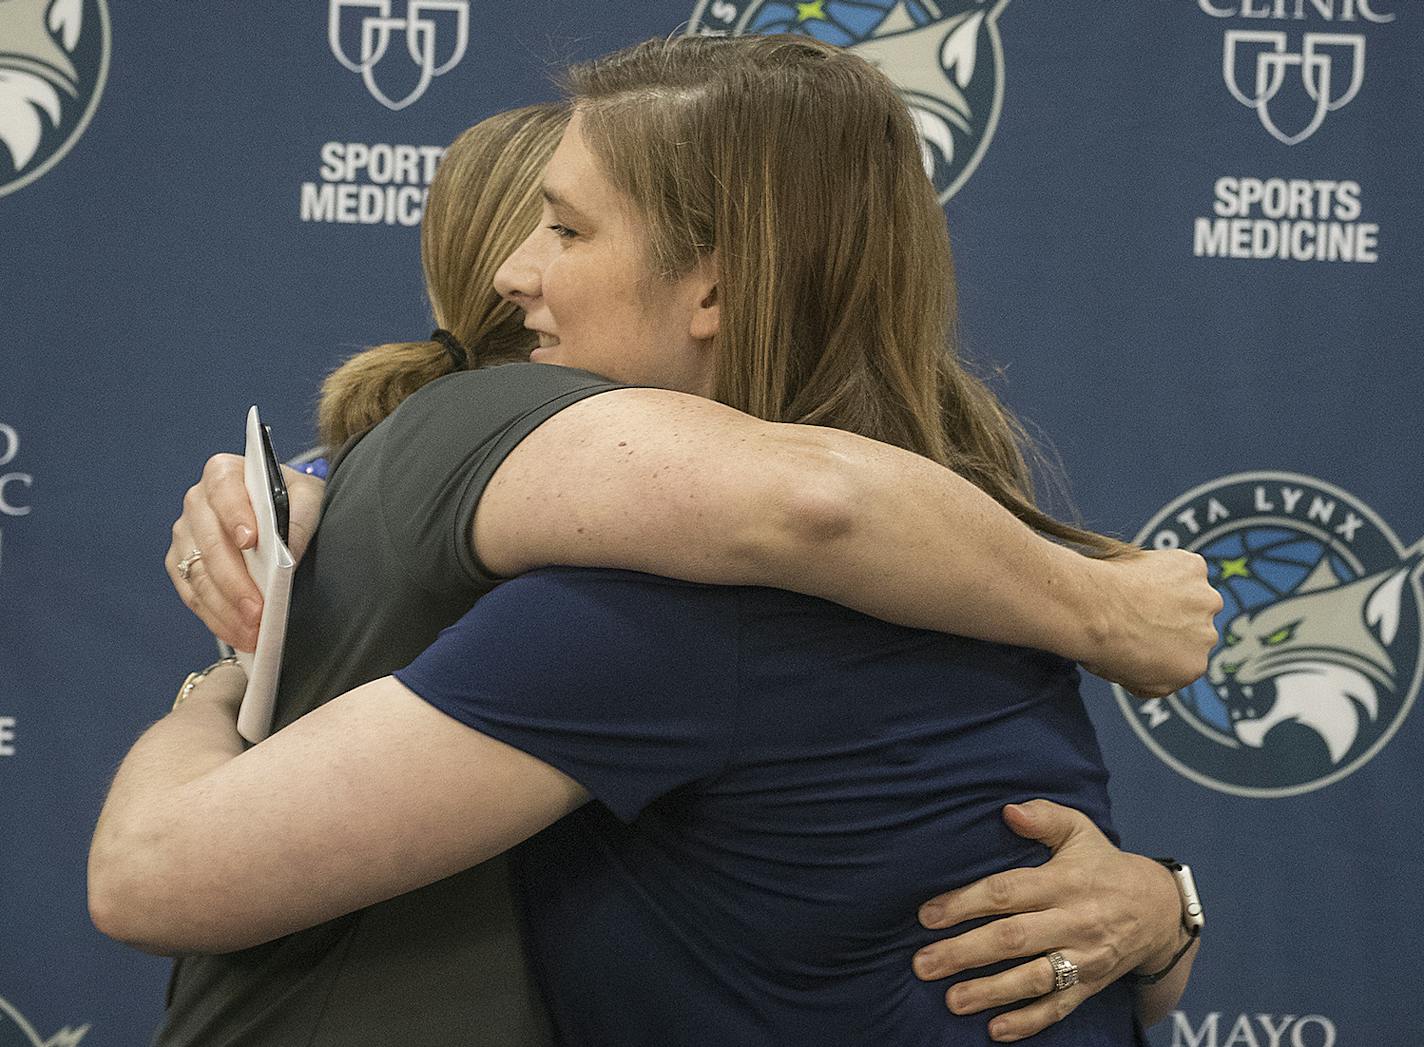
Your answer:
[165,453,325,650]
[911,800,1191,1041]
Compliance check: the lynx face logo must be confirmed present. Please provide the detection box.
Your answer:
[0,994,88,1047]
[1222,30,1365,145]
[0,0,110,198]
[328,0,469,111]
[686,0,1009,203]
[1115,472,1422,798]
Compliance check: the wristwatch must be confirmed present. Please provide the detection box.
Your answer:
[1131,858,1203,986]
[1158,858,1205,934]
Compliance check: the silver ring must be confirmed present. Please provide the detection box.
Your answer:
[177,548,203,581]
[1045,950,1080,992]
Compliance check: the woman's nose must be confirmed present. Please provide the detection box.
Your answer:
[495,233,541,305]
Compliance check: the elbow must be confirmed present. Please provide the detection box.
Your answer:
[88,815,135,939]
[712,430,861,586]
[88,863,227,956]
[86,863,122,942]
[768,441,858,553]
[88,844,170,954]
[88,885,165,955]
[88,827,177,954]
[737,442,858,584]
[88,819,223,955]
[720,437,858,581]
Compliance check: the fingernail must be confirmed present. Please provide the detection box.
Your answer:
[235,525,254,546]
[241,597,261,622]
[912,949,937,980]
[919,903,943,928]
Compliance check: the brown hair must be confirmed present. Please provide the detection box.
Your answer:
[566,36,1124,553]
[316,103,570,449]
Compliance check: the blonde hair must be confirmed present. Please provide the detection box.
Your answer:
[316,103,569,449]
[567,36,1124,553]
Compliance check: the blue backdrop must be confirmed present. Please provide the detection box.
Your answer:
[3,2,1419,1044]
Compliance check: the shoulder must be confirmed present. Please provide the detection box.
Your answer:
[397,570,742,823]
[394,363,620,429]
[428,362,618,404]
[338,363,623,492]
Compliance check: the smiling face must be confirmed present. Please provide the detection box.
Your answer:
[493,111,719,394]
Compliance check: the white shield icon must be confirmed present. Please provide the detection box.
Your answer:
[328,0,469,111]
[1222,29,1365,146]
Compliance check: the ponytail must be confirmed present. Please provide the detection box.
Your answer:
[317,337,461,450]
[310,102,570,451]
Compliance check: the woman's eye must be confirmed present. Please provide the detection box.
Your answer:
[547,223,578,240]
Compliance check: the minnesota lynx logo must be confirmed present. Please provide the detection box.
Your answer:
[0,0,110,198]
[328,0,469,111]
[0,994,88,1047]
[687,0,1009,203]
[1115,472,1421,798]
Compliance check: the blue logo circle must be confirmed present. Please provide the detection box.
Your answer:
[686,0,1010,203]
[1115,472,1422,797]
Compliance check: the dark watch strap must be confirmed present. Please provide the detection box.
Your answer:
[1130,932,1198,986]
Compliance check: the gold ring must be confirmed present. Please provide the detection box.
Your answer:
[177,548,203,581]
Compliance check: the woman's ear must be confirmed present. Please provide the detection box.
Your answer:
[688,254,720,341]
[690,285,720,341]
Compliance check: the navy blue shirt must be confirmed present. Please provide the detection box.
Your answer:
[396,569,1142,1046]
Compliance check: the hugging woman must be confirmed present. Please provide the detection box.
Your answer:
[92,35,1213,1047]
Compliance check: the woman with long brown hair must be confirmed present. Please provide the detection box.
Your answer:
[99,37,1209,1047]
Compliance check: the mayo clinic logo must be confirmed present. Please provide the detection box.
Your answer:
[1223,31,1363,144]
[0,0,110,198]
[687,0,1009,203]
[1199,0,1396,146]
[328,0,469,111]
[1115,472,1421,798]
[1170,1010,1338,1047]
[0,424,34,578]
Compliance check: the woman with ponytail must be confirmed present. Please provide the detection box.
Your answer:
[315,104,568,451]
[100,43,1214,1047]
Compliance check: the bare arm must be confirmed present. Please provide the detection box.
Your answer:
[1137,937,1198,1028]
[474,389,1217,695]
[170,387,1218,694]
[87,668,586,954]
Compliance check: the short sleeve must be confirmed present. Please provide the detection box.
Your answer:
[349,363,626,593]
[394,569,740,823]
